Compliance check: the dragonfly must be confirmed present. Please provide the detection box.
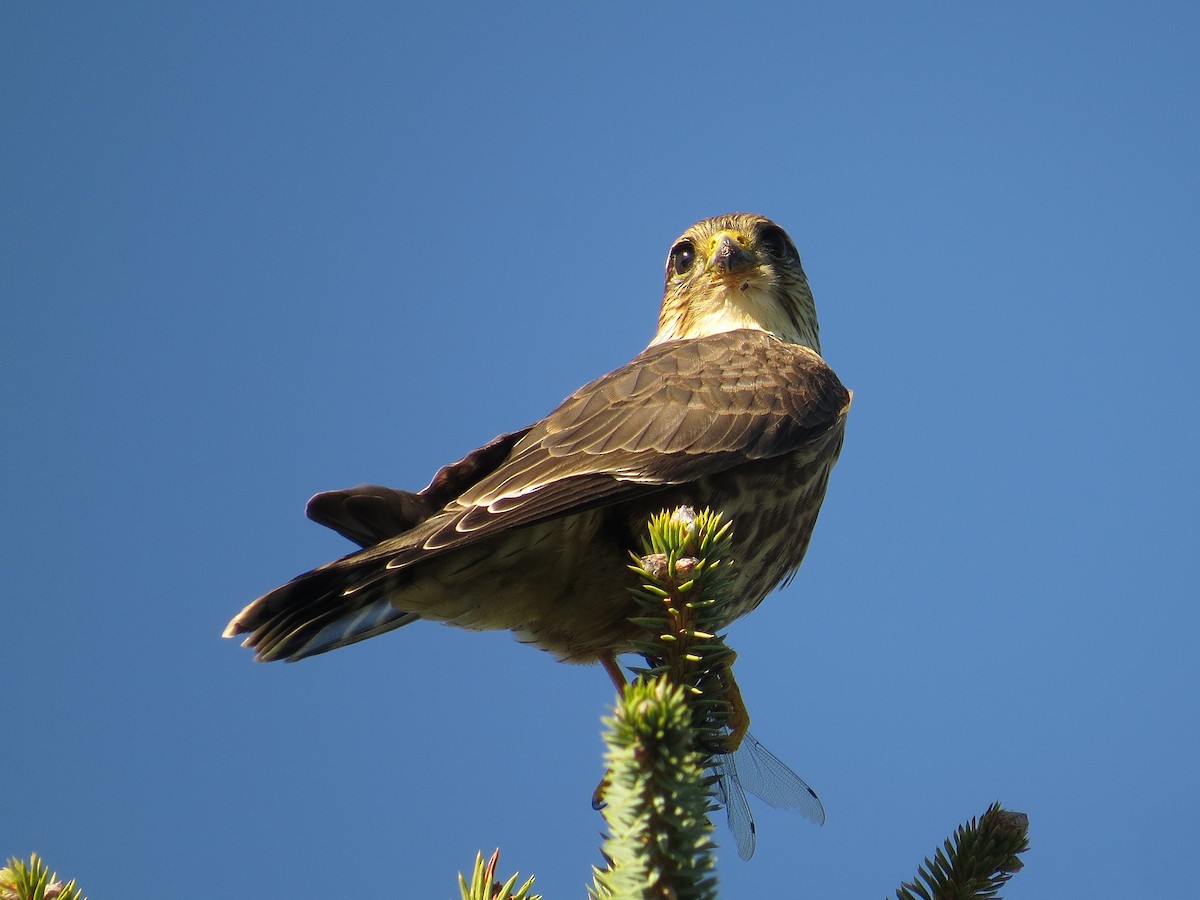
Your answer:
[711,730,825,860]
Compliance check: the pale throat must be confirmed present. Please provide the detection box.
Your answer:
[650,283,820,351]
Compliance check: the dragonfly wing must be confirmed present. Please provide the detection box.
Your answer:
[713,751,757,860]
[729,731,826,825]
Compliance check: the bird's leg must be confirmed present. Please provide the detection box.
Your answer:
[601,652,628,691]
[710,650,750,754]
[592,770,611,810]
[592,653,628,810]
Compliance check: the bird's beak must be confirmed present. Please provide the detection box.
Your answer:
[707,232,755,275]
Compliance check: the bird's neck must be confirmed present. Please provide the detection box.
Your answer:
[649,284,821,352]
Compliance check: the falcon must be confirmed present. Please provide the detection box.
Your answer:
[224,213,851,729]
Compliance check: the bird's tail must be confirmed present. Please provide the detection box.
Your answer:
[222,556,419,662]
[226,436,541,663]
[223,483,443,661]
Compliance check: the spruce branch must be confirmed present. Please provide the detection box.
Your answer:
[625,506,830,863]
[893,803,1030,900]
[625,506,739,752]
[589,506,746,898]
[0,854,85,900]
[589,678,718,900]
[458,850,540,900]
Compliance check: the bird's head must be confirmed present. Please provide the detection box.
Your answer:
[650,213,820,352]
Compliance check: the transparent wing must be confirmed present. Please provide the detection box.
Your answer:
[711,729,825,860]
[712,742,758,860]
[728,731,826,824]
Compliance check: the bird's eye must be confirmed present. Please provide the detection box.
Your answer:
[759,225,794,261]
[669,240,696,276]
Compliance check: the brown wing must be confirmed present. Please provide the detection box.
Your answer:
[305,428,532,547]
[308,329,847,566]
[396,328,850,559]
[225,329,849,659]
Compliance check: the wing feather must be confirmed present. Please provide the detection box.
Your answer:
[384,330,848,563]
[286,330,847,586]
[228,329,850,661]
[304,428,533,547]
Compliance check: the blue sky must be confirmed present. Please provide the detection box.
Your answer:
[3,3,1197,897]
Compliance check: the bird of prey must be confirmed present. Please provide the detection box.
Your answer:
[224,213,851,719]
